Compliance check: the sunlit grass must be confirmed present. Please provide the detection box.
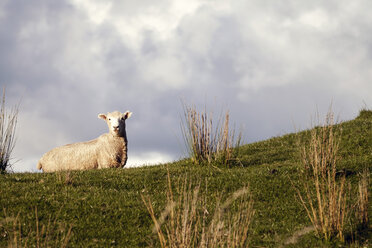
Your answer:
[0,109,370,247]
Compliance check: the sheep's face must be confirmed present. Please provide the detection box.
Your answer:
[98,111,132,137]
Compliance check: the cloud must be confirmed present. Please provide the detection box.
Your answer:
[1,0,371,172]
[126,151,174,168]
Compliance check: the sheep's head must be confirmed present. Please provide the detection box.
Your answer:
[98,111,132,137]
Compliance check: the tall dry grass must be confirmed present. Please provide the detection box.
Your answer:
[2,207,72,248]
[295,111,349,242]
[142,171,254,248]
[181,104,242,166]
[0,89,19,173]
[357,169,369,227]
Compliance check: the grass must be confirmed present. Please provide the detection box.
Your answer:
[181,104,241,166]
[142,170,255,248]
[0,88,19,173]
[0,109,371,247]
[3,207,72,248]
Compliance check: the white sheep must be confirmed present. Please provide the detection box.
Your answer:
[37,111,132,172]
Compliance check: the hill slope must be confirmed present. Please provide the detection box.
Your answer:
[0,110,371,247]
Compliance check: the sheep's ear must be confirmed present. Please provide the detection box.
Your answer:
[124,111,132,119]
[98,114,107,120]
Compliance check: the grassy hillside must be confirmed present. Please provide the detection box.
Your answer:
[0,110,371,247]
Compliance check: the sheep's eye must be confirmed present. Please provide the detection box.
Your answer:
[108,118,111,121]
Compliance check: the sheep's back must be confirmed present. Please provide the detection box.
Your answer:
[39,140,99,172]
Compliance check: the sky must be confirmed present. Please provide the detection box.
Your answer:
[1,0,371,172]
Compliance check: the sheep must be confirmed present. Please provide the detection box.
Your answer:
[37,111,132,172]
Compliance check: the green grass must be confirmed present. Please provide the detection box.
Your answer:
[1,110,371,247]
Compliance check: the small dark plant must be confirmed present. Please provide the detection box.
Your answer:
[56,171,74,186]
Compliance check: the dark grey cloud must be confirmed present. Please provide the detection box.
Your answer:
[1,0,371,171]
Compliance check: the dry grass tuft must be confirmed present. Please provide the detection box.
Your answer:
[142,171,254,248]
[0,89,19,173]
[181,104,242,166]
[295,110,349,242]
[357,169,369,227]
